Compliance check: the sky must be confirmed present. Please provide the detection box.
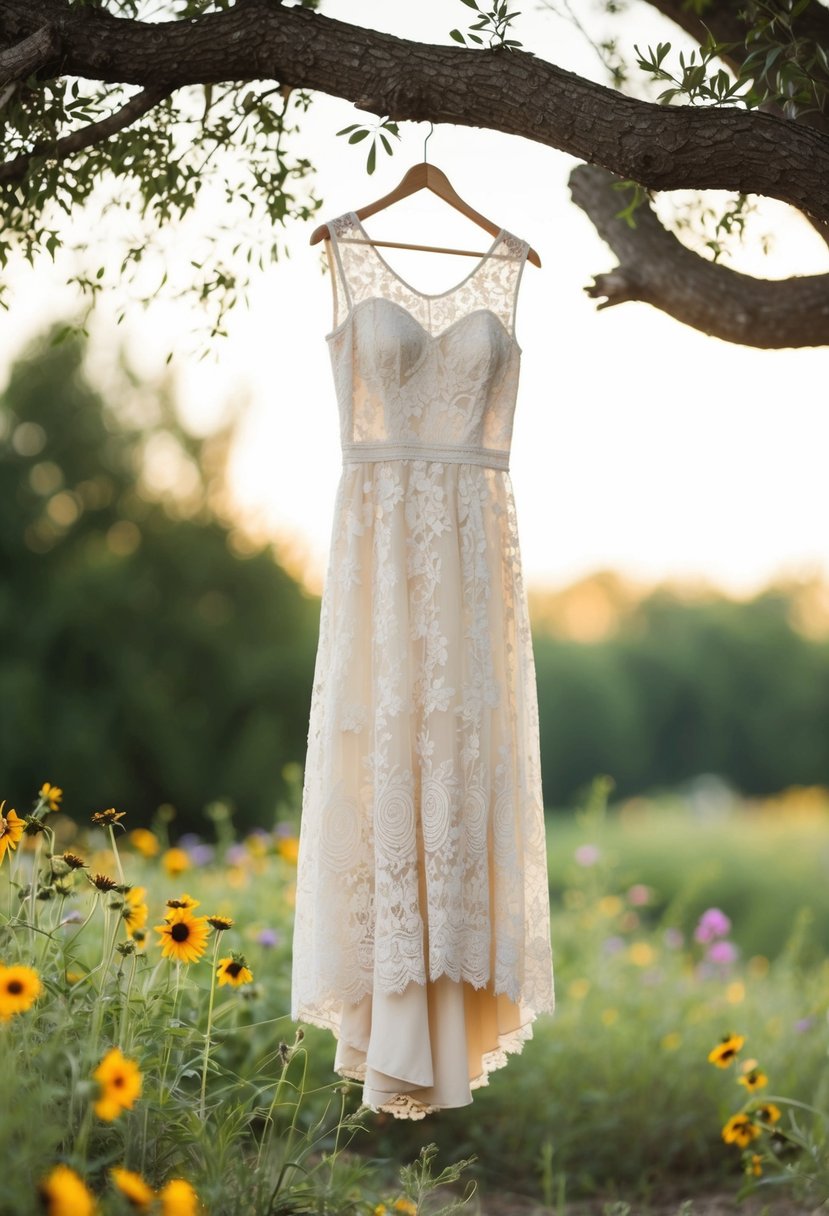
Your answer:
[3,0,829,599]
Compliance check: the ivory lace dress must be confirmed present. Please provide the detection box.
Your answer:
[291,210,555,1119]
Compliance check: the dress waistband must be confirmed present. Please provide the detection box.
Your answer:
[341,441,510,471]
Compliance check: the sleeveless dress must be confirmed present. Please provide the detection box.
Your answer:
[291,210,555,1119]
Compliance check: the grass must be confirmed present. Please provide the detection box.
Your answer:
[0,772,827,1214]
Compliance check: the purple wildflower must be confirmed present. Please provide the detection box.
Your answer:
[575,844,600,866]
[694,907,731,943]
[188,843,215,866]
[706,940,738,965]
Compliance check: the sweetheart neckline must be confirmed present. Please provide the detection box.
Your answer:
[324,296,522,355]
[347,210,507,300]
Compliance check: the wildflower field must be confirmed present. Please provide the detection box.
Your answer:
[1,770,828,1215]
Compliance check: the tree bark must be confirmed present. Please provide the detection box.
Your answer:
[1,0,828,346]
[569,163,829,348]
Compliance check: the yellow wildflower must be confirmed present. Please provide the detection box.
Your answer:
[93,1047,142,1120]
[91,808,126,827]
[738,1064,768,1092]
[129,828,160,858]
[154,909,210,964]
[165,893,200,913]
[708,1033,744,1067]
[162,848,190,876]
[276,836,299,864]
[217,955,254,987]
[0,963,42,1020]
[158,1177,201,1216]
[39,783,63,811]
[123,887,149,940]
[38,1164,96,1216]
[110,1166,154,1209]
[0,801,25,864]
[722,1113,761,1147]
[627,941,655,967]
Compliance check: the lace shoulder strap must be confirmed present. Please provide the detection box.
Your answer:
[322,211,371,332]
[478,230,530,342]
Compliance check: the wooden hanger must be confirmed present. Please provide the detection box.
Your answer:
[309,125,541,268]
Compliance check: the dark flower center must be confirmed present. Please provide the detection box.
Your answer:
[113,1074,125,1088]
[7,980,23,995]
[171,923,190,942]
[226,962,243,977]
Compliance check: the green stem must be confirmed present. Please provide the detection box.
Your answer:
[118,950,138,1052]
[159,962,183,1101]
[257,1030,305,1174]
[86,903,120,1065]
[28,832,44,955]
[199,933,221,1119]
[108,824,126,888]
[63,891,101,956]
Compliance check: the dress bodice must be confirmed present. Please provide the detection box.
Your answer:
[324,211,529,469]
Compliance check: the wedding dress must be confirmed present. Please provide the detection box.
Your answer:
[291,210,555,1118]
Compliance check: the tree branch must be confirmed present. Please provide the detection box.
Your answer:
[2,0,829,222]
[569,163,829,349]
[0,22,59,87]
[0,83,170,183]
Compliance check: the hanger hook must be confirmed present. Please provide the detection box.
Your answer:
[423,121,434,163]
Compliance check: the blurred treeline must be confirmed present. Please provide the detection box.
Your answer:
[2,325,828,831]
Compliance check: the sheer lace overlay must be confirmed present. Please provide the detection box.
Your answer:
[291,210,555,1117]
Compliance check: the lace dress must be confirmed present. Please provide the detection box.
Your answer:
[291,210,555,1119]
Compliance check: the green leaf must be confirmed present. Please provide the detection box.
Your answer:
[335,124,359,135]
[366,142,376,175]
[449,28,465,43]
[459,0,479,7]
[347,129,369,144]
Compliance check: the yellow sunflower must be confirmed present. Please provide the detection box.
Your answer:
[216,955,254,987]
[91,808,126,827]
[722,1113,762,1147]
[110,1166,154,1209]
[276,836,299,864]
[0,963,43,1020]
[162,847,190,876]
[38,1164,97,1216]
[123,887,149,939]
[93,1046,142,1120]
[738,1065,768,1092]
[158,1177,201,1216]
[0,801,25,865]
[154,909,209,964]
[165,893,200,913]
[39,783,63,811]
[129,828,160,858]
[754,1101,781,1125]
[708,1033,745,1067]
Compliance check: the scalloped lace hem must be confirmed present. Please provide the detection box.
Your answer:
[328,1002,539,1121]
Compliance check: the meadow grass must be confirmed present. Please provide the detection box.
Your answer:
[0,773,827,1214]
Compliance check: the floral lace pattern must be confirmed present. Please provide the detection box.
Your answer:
[291,211,555,1039]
